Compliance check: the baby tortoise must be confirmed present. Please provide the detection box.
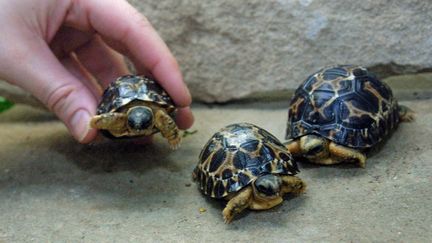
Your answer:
[90,75,181,149]
[286,65,414,168]
[193,123,306,223]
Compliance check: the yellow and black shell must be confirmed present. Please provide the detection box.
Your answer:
[286,65,400,149]
[97,75,175,115]
[194,123,299,199]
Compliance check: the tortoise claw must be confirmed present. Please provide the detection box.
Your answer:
[222,208,234,224]
[168,137,181,150]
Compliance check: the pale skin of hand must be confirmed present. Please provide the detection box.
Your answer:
[0,0,194,143]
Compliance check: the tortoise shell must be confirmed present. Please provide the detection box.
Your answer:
[194,123,299,199]
[97,75,175,115]
[286,65,400,149]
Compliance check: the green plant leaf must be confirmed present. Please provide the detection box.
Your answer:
[0,96,14,113]
[182,129,198,138]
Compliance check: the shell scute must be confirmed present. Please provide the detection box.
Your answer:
[208,150,226,173]
[233,150,249,170]
[214,181,226,198]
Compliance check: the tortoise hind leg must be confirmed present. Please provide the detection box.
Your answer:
[285,139,302,156]
[154,109,181,149]
[329,142,367,168]
[222,187,253,224]
[398,105,415,122]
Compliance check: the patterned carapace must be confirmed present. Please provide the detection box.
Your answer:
[286,65,400,148]
[194,123,299,199]
[97,75,175,115]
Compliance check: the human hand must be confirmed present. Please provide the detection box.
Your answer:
[0,0,193,143]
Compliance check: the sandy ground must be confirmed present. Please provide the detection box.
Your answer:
[0,100,431,242]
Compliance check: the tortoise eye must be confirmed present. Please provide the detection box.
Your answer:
[257,185,273,195]
[306,145,324,155]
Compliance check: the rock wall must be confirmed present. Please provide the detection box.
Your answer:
[129,0,432,102]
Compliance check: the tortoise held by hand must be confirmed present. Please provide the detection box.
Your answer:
[90,75,181,149]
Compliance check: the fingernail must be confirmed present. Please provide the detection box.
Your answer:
[184,86,192,106]
[176,107,194,130]
[70,109,92,142]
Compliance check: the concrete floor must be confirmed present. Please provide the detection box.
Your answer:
[0,100,431,242]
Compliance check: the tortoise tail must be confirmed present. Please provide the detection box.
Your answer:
[398,105,415,122]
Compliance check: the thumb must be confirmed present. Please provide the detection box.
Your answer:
[0,40,98,143]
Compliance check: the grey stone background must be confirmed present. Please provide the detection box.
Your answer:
[129,0,432,102]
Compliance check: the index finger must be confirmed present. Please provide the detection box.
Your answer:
[65,0,192,108]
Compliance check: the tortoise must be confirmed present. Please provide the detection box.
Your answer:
[90,75,181,149]
[285,65,415,168]
[193,123,306,223]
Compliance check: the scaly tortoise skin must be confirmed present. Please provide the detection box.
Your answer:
[286,65,414,167]
[193,123,306,223]
[90,75,181,149]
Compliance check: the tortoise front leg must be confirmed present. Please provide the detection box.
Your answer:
[329,142,367,168]
[90,112,128,137]
[222,187,253,224]
[154,109,181,149]
[280,175,306,195]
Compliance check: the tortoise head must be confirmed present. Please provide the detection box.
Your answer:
[250,174,284,209]
[300,134,330,162]
[126,106,154,132]
[253,174,282,199]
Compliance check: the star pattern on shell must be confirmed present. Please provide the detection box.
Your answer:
[286,65,400,148]
[194,123,299,199]
[97,75,175,115]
